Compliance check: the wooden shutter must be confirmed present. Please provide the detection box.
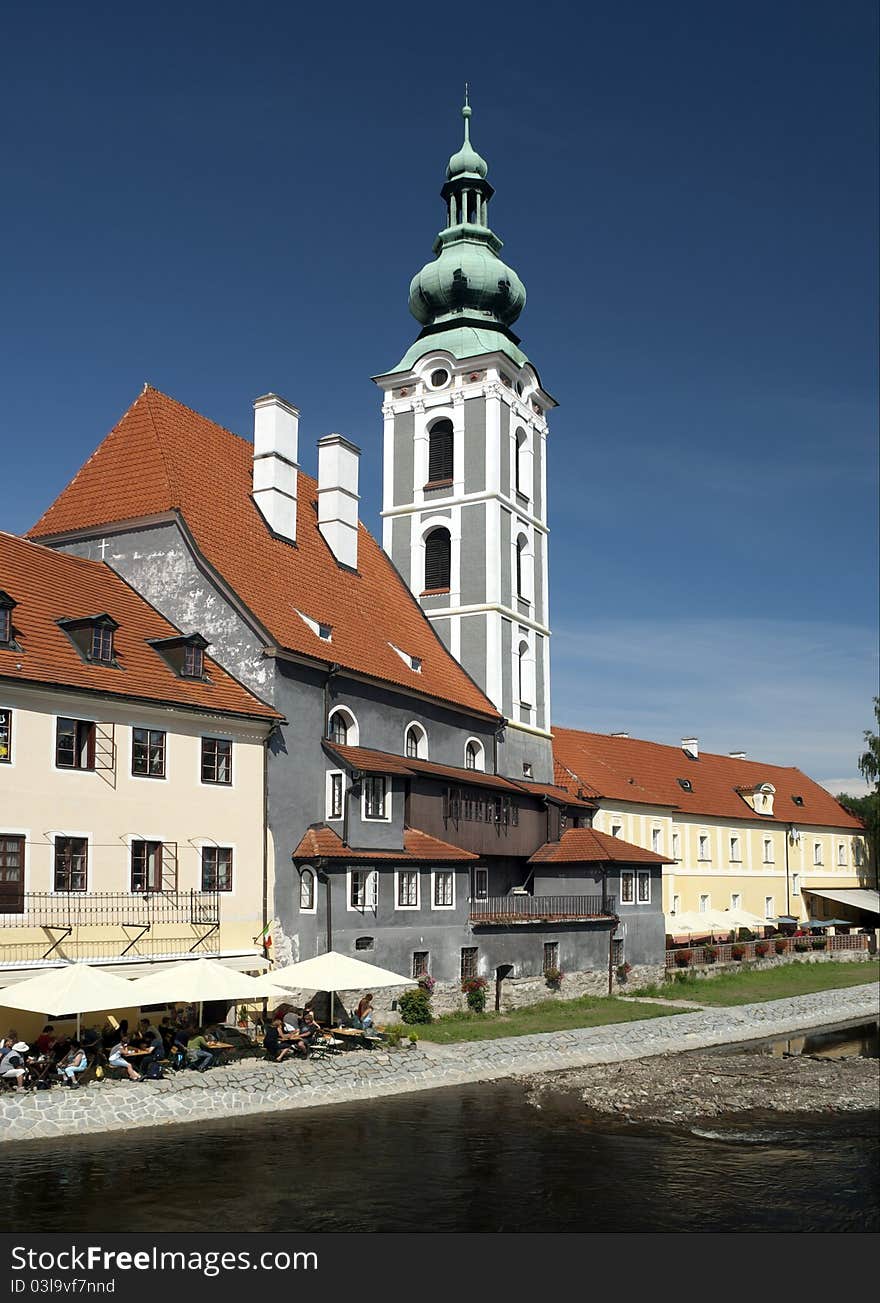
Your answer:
[428,420,453,482]
[424,529,451,590]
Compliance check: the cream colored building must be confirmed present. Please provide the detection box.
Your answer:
[553,729,871,927]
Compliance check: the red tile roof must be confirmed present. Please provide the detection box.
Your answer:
[324,742,524,791]
[0,533,279,721]
[552,727,862,830]
[292,824,478,862]
[529,827,670,865]
[29,386,498,721]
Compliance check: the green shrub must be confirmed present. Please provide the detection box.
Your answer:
[702,945,718,964]
[811,938,827,951]
[794,941,809,952]
[774,939,787,955]
[398,987,433,1024]
[461,976,488,1013]
[730,945,746,961]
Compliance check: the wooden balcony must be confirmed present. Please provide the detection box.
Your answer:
[470,894,616,926]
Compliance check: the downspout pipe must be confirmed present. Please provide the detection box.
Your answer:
[261,731,271,963]
[493,718,507,774]
[785,823,792,918]
[342,770,362,849]
[323,662,341,737]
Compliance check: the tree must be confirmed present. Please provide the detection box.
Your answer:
[857,696,880,789]
[835,698,880,886]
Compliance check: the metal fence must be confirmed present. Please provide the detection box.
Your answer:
[665,933,871,969]
[471,894,615,924]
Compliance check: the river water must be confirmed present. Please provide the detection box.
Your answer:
[3,1021,878,1234]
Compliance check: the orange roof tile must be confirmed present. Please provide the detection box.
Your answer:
[29,386,498,721]
[552,727,862,830]
[292,824,478,862]
[529,827,670,865]
[0,533,279,721]
[324,742,553,794]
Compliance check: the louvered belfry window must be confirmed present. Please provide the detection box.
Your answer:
[424,528,451,591]
[428,419,453,482]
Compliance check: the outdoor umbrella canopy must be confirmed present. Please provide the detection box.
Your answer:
[127,958,288,1025]
[806,918,853,927]
[0,962,136,1038]
[254,951,413,1024]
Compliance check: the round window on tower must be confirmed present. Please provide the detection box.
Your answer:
[429,369,450,389]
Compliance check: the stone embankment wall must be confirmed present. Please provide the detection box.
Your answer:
[664,948,874,981]
[1,981,876,1145]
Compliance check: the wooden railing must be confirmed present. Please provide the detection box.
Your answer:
[666,933,871,969]
[471,894,615,924]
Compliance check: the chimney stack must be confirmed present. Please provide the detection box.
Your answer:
[253,394,299,543]
[610,731,630,739]
[317,434,360,570]
[729,750,747,760]
[681,737,699,759]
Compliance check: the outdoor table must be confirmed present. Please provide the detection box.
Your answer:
[205,1041,235,1056]
[120,1047,153,1061]
[329,1027,373,1049]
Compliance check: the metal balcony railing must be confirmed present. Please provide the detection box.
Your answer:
[470,894,616,925]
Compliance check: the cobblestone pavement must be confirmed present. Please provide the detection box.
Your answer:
[0,982,876,1143]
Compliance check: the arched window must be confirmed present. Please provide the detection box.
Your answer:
[424,528,451,591]
[515,429,529,497]
[428,419,454,483]
[518,640,535,708]
[465,739,484,771]
[327,707,358,747]
[405,724,427,759]
[299,868,315,911]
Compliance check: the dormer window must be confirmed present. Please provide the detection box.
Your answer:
[677,777,693,792]
[58,614,119,668]
[149,632,209,680]
[792,795,804,807]
[0,591,16,646]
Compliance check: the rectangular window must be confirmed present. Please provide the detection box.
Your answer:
[672,830,681,860]
[396,870,419,908]
[328,772,344,820]
[611,822,623,839]
[698,834,710,861]
[0,709,11,763]
[56,717,95,770]
[764,896,774,918]
[363,775,387,819]
[473,867,488,900]
[763,838,774,864]
[460,947,478,979]
[637,870,651,903]
[731,892,742,910]
[791,874,800,896]
[651,828,661,853]
[201,846,233,892]
[201,737,232,785]
[433,870,454,908]
[0,834,25,913]
[672,894,681,913]
[543,941,559,975]
[837,843,846,866]
[412,951,429,979]
[730,835,741,862]
[54,837,87,892]
[0,609,10,644]
[620,871,634,904]
[130,840,163,893]
[183,644,204,678]
[699,894,709,913]
[90,624,114,663]
[350,869,378,910]
[132,728,166,778]
[813,842,822,866]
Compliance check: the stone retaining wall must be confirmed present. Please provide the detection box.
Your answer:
[663,947,874,981]
[1,982,876,1145]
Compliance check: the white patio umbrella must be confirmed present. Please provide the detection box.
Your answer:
[254,951,412,1025]
[716,907,767,933]
[0,962,136,1039]
[127,958,288,1027]
[665,911,716,938]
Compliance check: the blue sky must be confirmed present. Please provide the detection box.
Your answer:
[1,1,877,791]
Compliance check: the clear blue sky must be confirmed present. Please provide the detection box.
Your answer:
[1,1,877,790]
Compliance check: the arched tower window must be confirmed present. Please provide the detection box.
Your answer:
[515,429,530,498]
[327,707,358,747]
[424,528,451,591]
[405,724,427,759]
[428,419,454,483]
[299,868,315,911]
[518,640,535,708]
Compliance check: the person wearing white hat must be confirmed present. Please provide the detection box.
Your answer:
[0,1038,29,1091]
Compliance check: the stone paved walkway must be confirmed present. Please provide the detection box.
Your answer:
[1,982,876,1144]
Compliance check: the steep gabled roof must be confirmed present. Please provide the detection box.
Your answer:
[29,386,498,721]
[0,533,279,721]
[552,727,863,830]
[292,824,478,862]
[529,827,670,865]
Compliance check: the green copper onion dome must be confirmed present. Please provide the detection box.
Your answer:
[407,96,526,333]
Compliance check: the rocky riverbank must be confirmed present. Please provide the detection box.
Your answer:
[522,1045,879,1123]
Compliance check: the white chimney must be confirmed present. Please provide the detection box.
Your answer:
[317,434,360,570]
[610,731,630,739]
[729,750,747,760]
[253,394,299,543]
[681,737,699,759]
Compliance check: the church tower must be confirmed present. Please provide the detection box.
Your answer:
[375,97,556,783]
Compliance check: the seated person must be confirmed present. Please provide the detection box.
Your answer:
[57,1041,88,1089]
[159,1017,176,1053]
[138,1019,166,1063]
[80,1026,100,1056]
[34,1025,56,1056]
[0,1039,28,1091]
[50,1036,71,1064]
[354,994,375,1030]
[263,1019,296,1063]
[185,1032,215,1073]
[107,1037,142,1082]
[298,1008,323,1052]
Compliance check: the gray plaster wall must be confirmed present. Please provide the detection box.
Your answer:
[500,507,512,605]
[533,432,543,519]
[390,516,411,588]
[56,524,274,702]
[496,725,554,785]
[534,531,546,627]
[535,633,546,731]
[459,616,486,701]
[460,501,486,606]
[499,401,510,497]
[393,411,414,506]
[464,398,486,493]
[500,616,512,719]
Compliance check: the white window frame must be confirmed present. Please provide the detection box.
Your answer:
[199,733,234,789]
[325,769,345,822]
[763,837,774,864]
[362,775,391,822]
[671,893,681,913]
[764,896,775,919]
[731,892,742,910]
[403,721,428,760]
[651,827,662,853]
[347,867,378,913]
[837,842,847,867]
[611,818,623,839]
[327,706,359,748]
[699,894,710,913]
[394,869,420,911]
[791,874,800,896]
[620,870,635,905]
[729,834,741,862]
[130,723,168,782]
[464,737,485,771]
[813,842,823,866]
[698,834,710,862]
[672,829,681,860]
[636,870,651,904]
[0,705,16,769]
[431,869,455,910]
[299,867,317,914]
[473,866,488,900]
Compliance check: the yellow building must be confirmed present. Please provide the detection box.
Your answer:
[0,534,280,1007]
[553,728,873,928]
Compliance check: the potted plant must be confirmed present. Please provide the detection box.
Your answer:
[236,1004,249,1030]
[544,966,564,991]
[461,975,488,1013]
[794,940,809,952]
[811,937,827,951]
[774,939,787,955]
[754,941,770,958]
[730,944,746,961]
[702,945,718,964]
[675,948,692,968]
[417,973,436,996]
[616,962,632,983]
